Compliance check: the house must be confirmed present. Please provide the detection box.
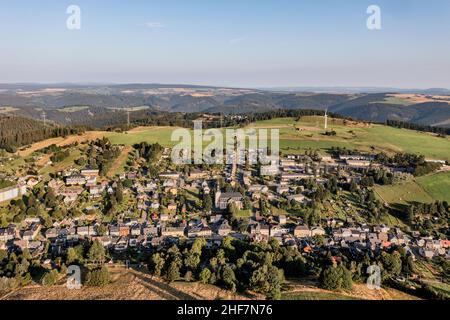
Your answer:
[311,226,326,237]
[58,186,84,198]
[188,225,212,238]
[143,226,159,237]
[287,194,306,204]
[81,169,100,178]
[248,185,269,194]
[270,225,289,237]
[188,169,208,180]
[151,202,160,210]
[131,225,142,236]
[22,224,41,241]
[280,160,297,167]
[374,225,390,234]
[114,237,128,252]
[109,226,120,237]
[66,175,86,186]
[250,223,270,237]
[378,232,389,242]
[77,226,90,237]
[281,173,312,182]
[167,202,177,212]
[277,185,290,195]
[345,159,371,168]
[96,236,113,247]
[160,213,170,222]
[260,165,279,176]
[421,249,435,259]
[159,172,181,180]
[64,193,79,204]
[89,185,104,196]
[210,214,223,224]
[217,220,232,236]
[0,227,15,242]
[119,226,130,237]
[294,225,311,238]
[278,215,287,225]
[45,228,59,239]
[161,227,185,238]
[215,192,244,210]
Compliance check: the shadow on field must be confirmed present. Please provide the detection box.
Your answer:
[132,269,197,300]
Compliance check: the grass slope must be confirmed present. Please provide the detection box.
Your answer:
[417,172,450,203]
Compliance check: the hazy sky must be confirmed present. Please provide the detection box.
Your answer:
[0,0,450,88]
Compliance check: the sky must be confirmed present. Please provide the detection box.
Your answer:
[0,0,449,88]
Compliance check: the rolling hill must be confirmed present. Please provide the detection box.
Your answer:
[1,84,450,128]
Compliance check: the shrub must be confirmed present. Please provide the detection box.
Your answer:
[86,266,110,287]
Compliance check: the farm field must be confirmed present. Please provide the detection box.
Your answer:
[374,182,434,205]
[374,171,450,205]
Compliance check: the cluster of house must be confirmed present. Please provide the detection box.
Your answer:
[1,151,449,264]
[1,211,449,261]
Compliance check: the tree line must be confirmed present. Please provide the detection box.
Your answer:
[0,115,85,152]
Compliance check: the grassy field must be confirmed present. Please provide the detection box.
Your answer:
[374,182,435,205]
[254,117,450,160]
[105,127,183,147]
[416,172,450,203]
[374,171,450,205]
[102,117,450,161]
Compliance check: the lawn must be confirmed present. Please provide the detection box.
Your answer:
[416,172,450,203]
[105,128,179,147]
[374,182,434,205]
[39,149,82,175]
[235,209,252,218]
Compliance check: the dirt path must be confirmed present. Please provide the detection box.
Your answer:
[17,131,106,157]
[107,146,132,178]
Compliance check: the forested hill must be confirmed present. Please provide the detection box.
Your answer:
[0,115,84,152]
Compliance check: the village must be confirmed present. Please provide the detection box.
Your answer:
[1,142,449,269]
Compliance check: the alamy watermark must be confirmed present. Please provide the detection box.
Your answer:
[366,265,381,290]
[367,5,382,30]
[170,120,279,167]
[66,5,81,30]
[66,265,82,290]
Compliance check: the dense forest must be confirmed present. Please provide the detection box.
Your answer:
[0,115,85,152]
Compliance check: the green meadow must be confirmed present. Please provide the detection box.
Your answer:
[417,172,450,203]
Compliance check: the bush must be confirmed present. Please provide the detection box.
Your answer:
[86,266,110,287]
[41,269,59,286]
[199,268,212,284]
[166,262,180,283]
[320,265,353,291]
